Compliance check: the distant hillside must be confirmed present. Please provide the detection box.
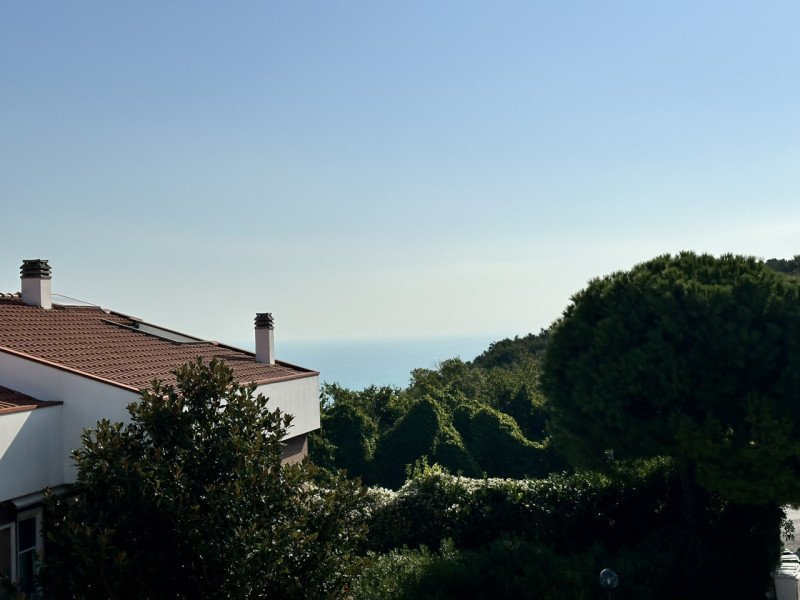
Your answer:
[471,328,549,369]
[765,255,800,276]
[310,328,563,488]
[312,255,800,488]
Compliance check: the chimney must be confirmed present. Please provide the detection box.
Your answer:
[254,313,275,364]
[20,259,52,309]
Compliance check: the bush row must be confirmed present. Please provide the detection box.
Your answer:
[364,459,680,552]
[352,538,596,600]
[360,460,784,600]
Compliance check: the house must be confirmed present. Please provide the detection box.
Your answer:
[0,259,320,591]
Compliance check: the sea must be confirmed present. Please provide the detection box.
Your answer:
[227,334,505,390]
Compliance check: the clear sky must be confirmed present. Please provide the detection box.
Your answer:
[2,2,799,343]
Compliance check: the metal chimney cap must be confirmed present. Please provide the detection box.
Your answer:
[254,313,274,330]
[20,259,52,280]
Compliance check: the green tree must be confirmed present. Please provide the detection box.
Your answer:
[495,381,549,440]
[453,402,558,478]
[320,383,405,433]
[39,359,365,600]
[766,254,800,276]
[472,329,550,370]
[371,396,480,488]
[319,401,378,477]
[408,358,487,411]
[541,252,800,508]
[310,346,566,486]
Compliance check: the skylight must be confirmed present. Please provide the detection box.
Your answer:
[133,322,204,344]
[102,319,206,344]
[51,294,98,307]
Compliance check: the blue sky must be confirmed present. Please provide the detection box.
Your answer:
[1,2,799,343]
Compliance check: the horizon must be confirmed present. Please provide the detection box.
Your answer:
[3,2,799,342]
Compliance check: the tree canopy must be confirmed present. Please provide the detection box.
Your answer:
[310,341,564,489]
[471,329,550,370]
[766,254,800,277]
[541,252,800,505]
[40,358,365,600]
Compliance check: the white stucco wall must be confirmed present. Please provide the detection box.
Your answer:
[255,374,320,437]
[0,351,321,503]
[0,406,63,501]
[0,351,138,491]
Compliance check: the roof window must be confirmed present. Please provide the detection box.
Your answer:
[103,319,206,344]
[51,294,97,307]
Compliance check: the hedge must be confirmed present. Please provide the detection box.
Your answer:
[362,460,784,600]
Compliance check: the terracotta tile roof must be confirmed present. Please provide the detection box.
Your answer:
[0,385,61,415]
[0,296,316,391]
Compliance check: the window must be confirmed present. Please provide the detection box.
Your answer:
[0,522,13,581]
[16,510,41,598]
[102,318,205,344]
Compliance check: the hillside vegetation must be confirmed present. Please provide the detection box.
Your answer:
[23,254,798,599]
[309,329,566,489]
[766,255,800,276]
[313,254,800,491]
[306,254,800,598]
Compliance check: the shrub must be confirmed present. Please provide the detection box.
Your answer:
[371,397,480,488]
[471,329,550,370]
[366,459,679,552]
[320,401,378,477]
[353,537,596,600]
[364,460,783,600]
[39,359,366,599]
[495,381,549,441]
[453,402,561,479]
[351,543,448,600]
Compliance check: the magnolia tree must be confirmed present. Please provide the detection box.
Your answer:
[541,252,800,507]
[39,359,366,600]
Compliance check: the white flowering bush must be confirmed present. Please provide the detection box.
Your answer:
[366,458,680,552]
[361,458,785,599]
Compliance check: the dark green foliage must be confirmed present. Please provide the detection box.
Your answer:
[350,543,449,600]
[542,252,800,505]
[372,397,480,488]
[0,574,23,600]
[353,538,596,600]
[357,523,783,600]
[364,461,783,600]
[472,328,550,369]
[453,403,560,478]
[309,384,406,479]
[603,497,785,600]
[495,382,548,440]
[366,460,679,553]
[372,397,439,483]
[409,358,488,409]
[318,401,378,477]
[766,255,800,276]
[312,343,564,487]
[322,384,405,432]
[39,359,366,600]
